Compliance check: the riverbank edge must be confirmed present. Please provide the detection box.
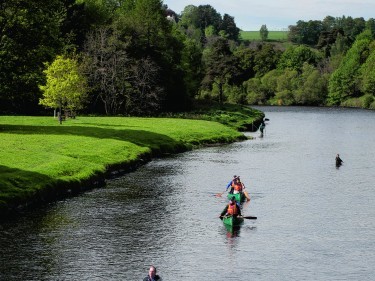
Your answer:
[0,116,265,220]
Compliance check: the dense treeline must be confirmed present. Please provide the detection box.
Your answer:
[1,1,374,116]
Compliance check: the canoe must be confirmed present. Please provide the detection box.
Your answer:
[227,192,246,203]
[222,215,244,227]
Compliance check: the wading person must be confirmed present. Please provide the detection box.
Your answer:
[143,265,161,281]
[259,120,266,137]
[336,154,343,167]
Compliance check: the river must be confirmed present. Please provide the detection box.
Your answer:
[0,106,374,280]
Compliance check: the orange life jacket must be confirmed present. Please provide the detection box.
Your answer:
[234,183,243,191]
[227,203,239,215]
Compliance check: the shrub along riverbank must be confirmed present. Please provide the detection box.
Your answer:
[0,108,264,217]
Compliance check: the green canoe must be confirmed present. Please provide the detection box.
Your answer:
[227,192,246,203]
[222,215,244,227]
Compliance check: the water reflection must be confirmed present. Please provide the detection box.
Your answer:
[224,224,241,238]
[1,107,374,280]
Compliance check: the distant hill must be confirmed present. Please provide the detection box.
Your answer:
[240,30,288,41]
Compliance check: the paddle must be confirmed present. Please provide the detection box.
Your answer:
[242,216,257,220]
[219,215,257,220]
[215,190,226,197]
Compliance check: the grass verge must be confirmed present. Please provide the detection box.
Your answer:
[0,115,252,216]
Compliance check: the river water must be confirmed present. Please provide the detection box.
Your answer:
[1,107,374,281]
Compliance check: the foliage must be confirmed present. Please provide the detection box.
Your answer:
[115,0,189,112]
[293,63,328,105]
[288,16,367,46]
[179,36,204,99]
[278,45,323,71]
[288,20,323,45]
[327,33,372,105]
[359,42,375,96]
[0,0,66,114]
[259,25,269,41]
[1,0,375,114]
[166,101,264,131]
[243,78,268,105]
[221,14,240,41]
[253,44,282,77]
[201,38,240,104]
[39,55,88,114]
[82,26,131,115]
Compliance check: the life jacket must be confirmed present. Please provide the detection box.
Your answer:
[227,203,239,215]
[234,183,243,191]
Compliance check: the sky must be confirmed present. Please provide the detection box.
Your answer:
[162,0,375,31]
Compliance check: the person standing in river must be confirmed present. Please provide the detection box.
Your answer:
[259,120,266,137]
[336,154,343,167]
[143,265,161,281]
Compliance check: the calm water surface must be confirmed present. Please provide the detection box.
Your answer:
[1,107,374,280]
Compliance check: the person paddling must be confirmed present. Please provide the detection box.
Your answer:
[237,177,251,201]
[220,196,242,218]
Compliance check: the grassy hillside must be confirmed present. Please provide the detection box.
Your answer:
[240,30,288,41]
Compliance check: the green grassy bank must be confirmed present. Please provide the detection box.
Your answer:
[0,110,263,216]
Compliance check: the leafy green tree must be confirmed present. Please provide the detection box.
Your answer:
[233,46,256,83]
[322,15,336,31]
[220,14,240,41]
[178,5,199,28]
[340,16,366,42]
[196,5,222,33]
[288,20,323,45]
[359,42,375,97]
[366,18,375,38]
[294,63,327,105]
[316,28,345,57]
[0,0,66,114]
[178,4,222,38]
[205,25,216,38]
[201,38,239,104]
[278,45,322,72]
[327,32,372,105]
[270,68,298,105]
[39,55,87,123]
[261,69,282,96]
[259,25,269,41]
[329,33,350,57]
[276,69,298,94]
[254,44,281,77]
[179,36,204,99]
[243,78,267,105]
[115,0,190,112]
[78,0,118,26]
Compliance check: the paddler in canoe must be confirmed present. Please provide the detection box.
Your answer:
[220,196,242,218]
[227,176,251,202]
[216,175,251,202]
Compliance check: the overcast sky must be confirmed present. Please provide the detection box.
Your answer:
[163,0,374,31]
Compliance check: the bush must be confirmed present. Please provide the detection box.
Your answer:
[362,94,374,108]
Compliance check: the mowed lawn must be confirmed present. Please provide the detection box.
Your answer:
[0,116,245,209]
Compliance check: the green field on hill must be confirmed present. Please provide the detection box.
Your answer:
[240,30,288,41]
